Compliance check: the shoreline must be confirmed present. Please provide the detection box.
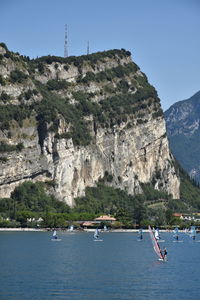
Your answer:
[0,228,177,232]
[0,228,140,232]
[0,228,46,232]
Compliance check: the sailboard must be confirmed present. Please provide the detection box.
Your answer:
[93,228,103,242]
[148,225,165,261]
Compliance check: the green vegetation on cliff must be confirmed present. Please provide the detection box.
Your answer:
[35,81,92,146]
[0,104,31,130]
[179,164,200,211]
[0,46,161,146]
[0,142,24,153]
[165,160,200,214]
[30,48,131,69]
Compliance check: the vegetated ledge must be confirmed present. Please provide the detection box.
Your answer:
[0,170,51,186]
[30,48,132,67]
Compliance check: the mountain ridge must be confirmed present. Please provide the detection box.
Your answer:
[165,90,200,182]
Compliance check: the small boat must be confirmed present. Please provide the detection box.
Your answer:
[51,230,61,241]
[93,228,103,242]
[149,225,166,261]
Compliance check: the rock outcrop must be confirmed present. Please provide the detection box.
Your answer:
[0,44,180,206]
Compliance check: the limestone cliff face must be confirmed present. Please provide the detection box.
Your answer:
[51,116,179,206]
[0,44,180,205]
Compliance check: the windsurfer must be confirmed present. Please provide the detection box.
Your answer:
[162,247,167,261]
[138,228,143,240]
[94,228,99,239]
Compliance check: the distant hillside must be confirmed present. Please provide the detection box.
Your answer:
[165,91,200,182]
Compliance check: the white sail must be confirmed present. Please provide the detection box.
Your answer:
[69,225,74,232]
[93,228,103,241]
[94,228,99,239]
[155,229,160,240]
[51,230,61,241]
[190,226,196,239]
[173,227,179,234]
[173,227,179,238]
[149,226,164,260]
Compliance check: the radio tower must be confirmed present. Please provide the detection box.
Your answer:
[87,41,90,55]
[64,24,68,58]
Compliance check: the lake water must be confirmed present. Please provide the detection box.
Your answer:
[0,231,200,299]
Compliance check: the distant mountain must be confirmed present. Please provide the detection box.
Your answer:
[165,91,200,183]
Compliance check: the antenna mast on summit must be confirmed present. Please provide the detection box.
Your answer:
[87,41,90,55]
[64,24,68,57]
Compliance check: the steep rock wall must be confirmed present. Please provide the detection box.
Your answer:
[0,45,180,205]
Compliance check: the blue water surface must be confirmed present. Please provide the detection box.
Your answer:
[0,231,200,300]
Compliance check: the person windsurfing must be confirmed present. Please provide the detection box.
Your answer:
[94,228,99,240]
[149,225,165,261]
[162,247,167,261]
[190,226,196,240]
[138,228,143,240]
[53,230,58,239]
[173,227,179,241]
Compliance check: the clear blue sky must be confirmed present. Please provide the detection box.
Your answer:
[0,0,199,110]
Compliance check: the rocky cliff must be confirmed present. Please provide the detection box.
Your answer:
[0,43,180,206]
